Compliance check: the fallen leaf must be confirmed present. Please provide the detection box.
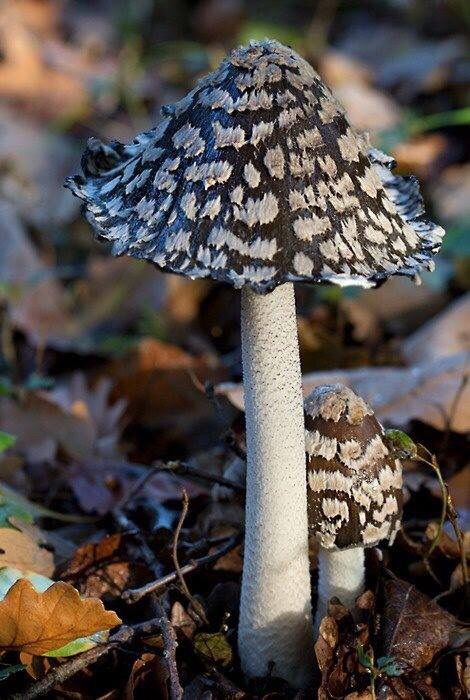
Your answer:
[125,652,168,700]
[0,578,121,655]
[194,632,233,668]
[217,352,470,433]
[108,337,226,455]
[170,601,197,641]
[49,373,127,459]
[60,532,147,600]
[0,390,95,462]
[379,577,458,672]
[401,294,470,365]
[0,567,52,599]
[0,524,54,577]
[0,373,126,463]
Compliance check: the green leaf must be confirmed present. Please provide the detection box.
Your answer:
[0,432,16,454]
[357,644,374,670]
[384,429,418,460]
[0,483,97,525]
[0,567,53,600]
[0,663,26,681]
[377,656,403,677]
[0,494,33,529]
[194,632,233,668]
[45,631,108,658]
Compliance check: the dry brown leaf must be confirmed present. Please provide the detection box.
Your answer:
[125,652,168,700]
[170,601,197,641]
[216,352,470,433]
[0,391,95,462]
[0,373,127,463]
[402,294,470,365]
[0,524,54,577]
[108,337,226,453]
[0,578,121,655]
[60,532,149,600]
[380,577,457,671]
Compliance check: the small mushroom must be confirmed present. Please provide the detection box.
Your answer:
[65,39,443,688]
[305,384,403,628]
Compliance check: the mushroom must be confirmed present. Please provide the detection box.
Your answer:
[65,39,443,687]
[304,384,403,629]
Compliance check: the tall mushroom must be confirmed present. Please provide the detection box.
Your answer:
[305,384,403,629]
[65,39,443,687]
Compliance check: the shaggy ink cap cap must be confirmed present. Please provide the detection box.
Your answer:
[305,384,403,550]
[66,40,444,294]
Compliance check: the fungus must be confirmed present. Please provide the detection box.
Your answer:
[305,384,403,629]
[65,39,443,688]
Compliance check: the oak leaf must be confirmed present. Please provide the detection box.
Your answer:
[0,578,121,655]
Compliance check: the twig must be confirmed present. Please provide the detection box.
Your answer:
[171,490,208,624]
[123,532,242,603]
[446,494,469,589]
[113,508,183,700]
[413,445,468,591]
[118,459,245,510]
[11,618,165,700]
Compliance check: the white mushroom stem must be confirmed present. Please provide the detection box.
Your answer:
[314,546,365,631]
[238,283,313,688]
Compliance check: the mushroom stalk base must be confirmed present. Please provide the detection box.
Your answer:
[238,283,313,689]
[315,547,365,631]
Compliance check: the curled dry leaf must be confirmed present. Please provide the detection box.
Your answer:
[379,577,458,672]
[60,532,148,600]
[0,578,121,655]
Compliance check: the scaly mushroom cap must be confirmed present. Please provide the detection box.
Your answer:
[305,384,403,550]
[66,40,444,293]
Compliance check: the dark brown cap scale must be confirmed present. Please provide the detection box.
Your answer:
[305,385,403,550]
[65,40,444,294]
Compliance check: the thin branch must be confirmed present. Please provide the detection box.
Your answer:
[123,531,242,603]
[11,619,165,700]
[171,490,208,624]
[113,508,183,700]
[118,459,245,510]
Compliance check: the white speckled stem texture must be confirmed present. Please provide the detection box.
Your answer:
[315,546,365,631]
[238,283,313,688]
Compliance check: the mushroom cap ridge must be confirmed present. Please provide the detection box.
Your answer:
[66,39,444,293]
[305,384,403,550]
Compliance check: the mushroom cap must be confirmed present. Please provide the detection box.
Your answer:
[305,384,403,550]
[66,40,444,294]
